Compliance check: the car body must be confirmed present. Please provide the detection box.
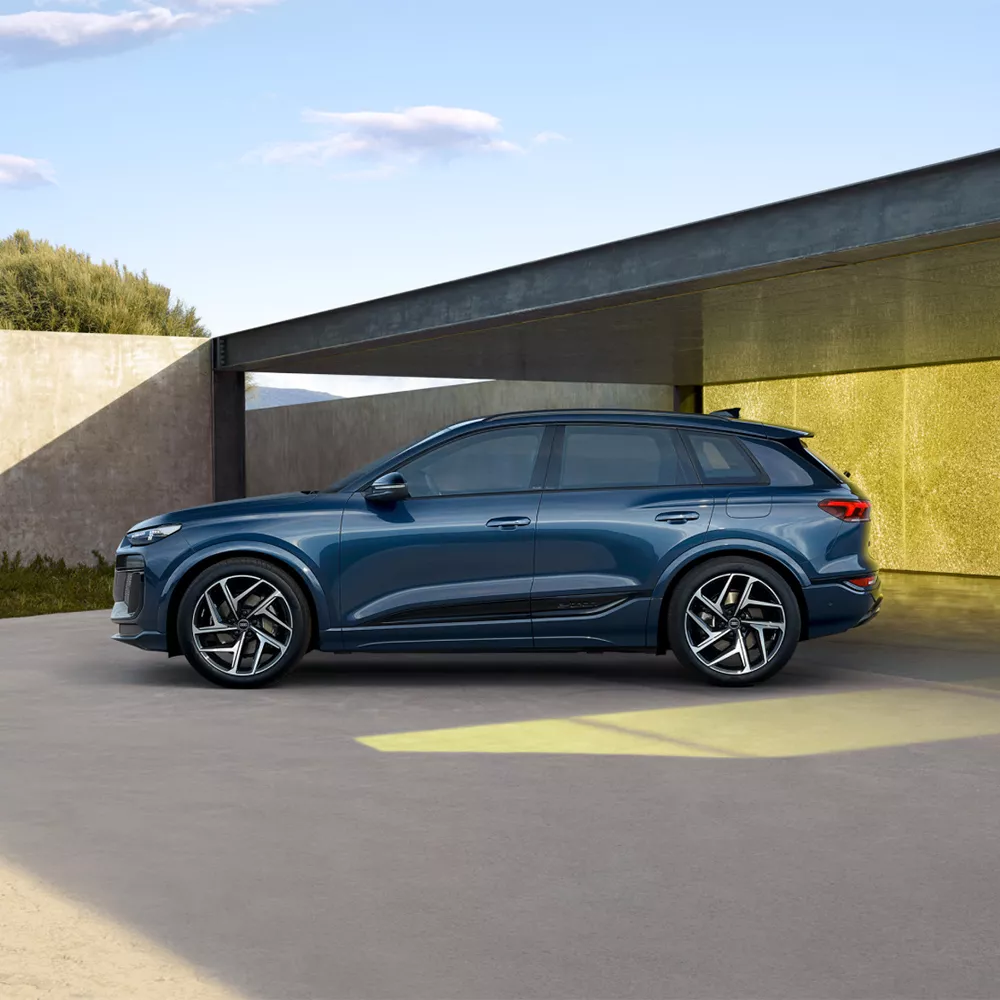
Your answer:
[112,409,881,686]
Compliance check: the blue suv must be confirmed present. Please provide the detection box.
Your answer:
[112,409,881,688]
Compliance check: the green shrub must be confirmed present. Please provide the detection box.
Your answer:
[0,229,207,337]
[0,550,115,619]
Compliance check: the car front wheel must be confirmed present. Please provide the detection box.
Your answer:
[176,557,312,688]
[666,557,801,686]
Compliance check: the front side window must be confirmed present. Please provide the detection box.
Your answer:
[396,426,546,498]
[555,425,694,490]
[683,432,761,484]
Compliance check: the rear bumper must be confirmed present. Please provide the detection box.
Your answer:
[852,594,882,629]
[804,576,882,640]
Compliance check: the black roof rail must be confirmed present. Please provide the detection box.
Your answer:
[708,407,741,419]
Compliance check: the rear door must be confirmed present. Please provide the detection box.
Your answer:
[531,423,713,649]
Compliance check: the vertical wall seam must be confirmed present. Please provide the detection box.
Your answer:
[901,370,907,568]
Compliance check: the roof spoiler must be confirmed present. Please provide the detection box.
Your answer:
[708,407,740,419]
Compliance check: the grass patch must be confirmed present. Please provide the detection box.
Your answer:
[0,551,114,619]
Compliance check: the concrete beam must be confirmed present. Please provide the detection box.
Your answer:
[217,148,1000,376]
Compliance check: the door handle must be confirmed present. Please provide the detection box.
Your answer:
[655,510,700,524]
[486,516,532,530]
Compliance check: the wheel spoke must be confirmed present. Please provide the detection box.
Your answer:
[204,589,226,627]
[249,636,266,675]
[734,629,752,672]
[255,604,290,630]
[249,590,280,617]
[234,579,265,605]
[692,586,727,620]
[193,623,237,636]
[251,625,288,655]
[228,631,248,672]
[686,609,717,636]
[736,575,755,612]
[704,643,740,667]
[222,579,244,620]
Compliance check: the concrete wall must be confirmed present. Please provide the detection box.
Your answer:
[705,360,1000,577]
[246,380,674,497]
[0,330,213,565]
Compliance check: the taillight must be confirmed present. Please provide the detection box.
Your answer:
[819,498,870,522]
[847,574,876,588]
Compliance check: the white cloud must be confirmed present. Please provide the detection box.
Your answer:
[0,2,280,67]
[533,130,567,144]
[0,154,55,187]
[190,0,280,9]
[256,105,524,171]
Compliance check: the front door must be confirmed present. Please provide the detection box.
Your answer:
[339,424,550,651]
[532,423,713,649]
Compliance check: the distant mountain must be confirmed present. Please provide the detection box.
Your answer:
[246,387,343,410]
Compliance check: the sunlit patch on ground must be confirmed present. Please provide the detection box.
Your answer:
[0,861,242,1000]
[358,688,1000,758]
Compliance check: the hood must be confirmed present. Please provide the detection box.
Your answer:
[127,491,340,532]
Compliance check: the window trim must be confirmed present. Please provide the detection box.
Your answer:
[362,423,555,500]
[543,423,701,493]
[678,430,769,487]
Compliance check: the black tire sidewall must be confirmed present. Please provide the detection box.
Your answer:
[177,557,312,688]
[667,557,801,686]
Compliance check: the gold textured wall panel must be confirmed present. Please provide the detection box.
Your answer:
[705,360,1000,577]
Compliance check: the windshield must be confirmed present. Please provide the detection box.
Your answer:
[324,420,482,492]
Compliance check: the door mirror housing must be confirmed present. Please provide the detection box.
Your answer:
[365,472,410,503]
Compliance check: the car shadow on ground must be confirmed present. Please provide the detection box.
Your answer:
[99,649,845,693]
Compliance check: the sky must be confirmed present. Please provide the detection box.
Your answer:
[3,0,1000,397]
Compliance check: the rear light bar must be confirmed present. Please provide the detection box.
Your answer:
[819,498,870,522]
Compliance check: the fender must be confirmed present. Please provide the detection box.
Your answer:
[154,538,331,635]
[645,537,811,647]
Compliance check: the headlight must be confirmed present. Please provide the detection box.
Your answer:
[126,524,182,546]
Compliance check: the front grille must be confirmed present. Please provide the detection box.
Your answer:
[113,554,145,616]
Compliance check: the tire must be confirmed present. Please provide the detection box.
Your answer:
[666,557,801,686]
[176,557,312,688]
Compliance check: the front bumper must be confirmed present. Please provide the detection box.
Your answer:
[111,628,169,651]
[111,550,169,651]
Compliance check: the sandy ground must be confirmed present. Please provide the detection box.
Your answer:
[0,862,242,1000]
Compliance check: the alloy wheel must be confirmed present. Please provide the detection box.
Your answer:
[191,574,294,676]
[683,572,786,675]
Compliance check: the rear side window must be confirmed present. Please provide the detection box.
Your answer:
[742,439,821,487]
[555,425,695,489]
[683,432,761,484]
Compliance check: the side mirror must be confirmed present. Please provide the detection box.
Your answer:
[365,472,410,503]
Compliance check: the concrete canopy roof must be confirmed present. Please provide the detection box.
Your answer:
[217,148,1000,385]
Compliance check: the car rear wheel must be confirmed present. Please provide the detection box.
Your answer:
[176,557,311,688]
[666,557,801,686]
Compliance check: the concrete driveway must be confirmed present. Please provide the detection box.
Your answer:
[1,572,999,999]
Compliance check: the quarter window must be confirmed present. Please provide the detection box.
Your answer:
[743,439,828,487]
[396,426,545,498]
[555,425,694,489]
[684,432,761,484]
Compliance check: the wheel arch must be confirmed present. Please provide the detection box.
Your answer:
[653,548,810,653]
[164,549,323,656]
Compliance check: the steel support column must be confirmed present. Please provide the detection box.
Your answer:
[211,363,245,501]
